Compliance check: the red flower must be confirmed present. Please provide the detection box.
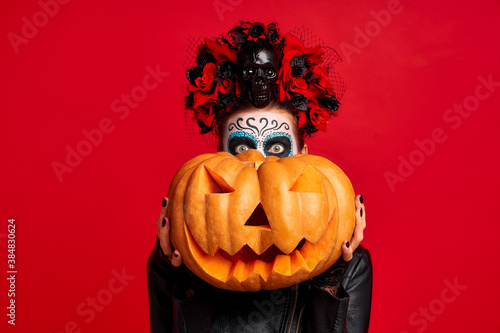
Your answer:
[306,67,334,100]
[190,75,243,128]
[190,64,217,127]
[204,38,237,64]
[278,34,327,102]
[297,110,308,128]
[189,63,217,93]
[282,34,325,66]
[308,99,332,132]
[216,78,232,95]
[192,98,217,128]
[278,62,308,101]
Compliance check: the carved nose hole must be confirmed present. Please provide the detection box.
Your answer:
[245,204,271,229]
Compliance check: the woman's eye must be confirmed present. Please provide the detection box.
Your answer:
[235,144,250,154]
[268,143,284,154]
[245,67,254,75]
[265,68,275,76]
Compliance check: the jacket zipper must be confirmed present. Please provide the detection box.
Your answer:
[295,306,305,333]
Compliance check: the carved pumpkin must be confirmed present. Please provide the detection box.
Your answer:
[167,149,355,292]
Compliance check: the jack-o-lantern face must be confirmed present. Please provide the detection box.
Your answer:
[168,150,355,291]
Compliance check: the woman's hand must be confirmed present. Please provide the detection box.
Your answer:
[341,195,366,261]
[157,197,183,267]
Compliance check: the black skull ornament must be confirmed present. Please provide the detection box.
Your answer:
[238,47,281,108]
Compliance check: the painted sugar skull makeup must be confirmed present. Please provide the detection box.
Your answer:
[221,109,300,158]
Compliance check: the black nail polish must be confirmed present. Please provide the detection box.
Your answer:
[162,217,166,227]
[162,197,167,207]
[174,253,179,258]
[346,241,350,248]
[359,195,364,204]
[360,207,363,217]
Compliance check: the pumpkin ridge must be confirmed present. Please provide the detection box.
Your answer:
[184,163,209,253]
[201,157,238,255]
[228,164,254,255]
[207,155,249,256]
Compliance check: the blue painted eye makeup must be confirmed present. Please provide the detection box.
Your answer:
[228,132,257,156]
[263,132,293,158]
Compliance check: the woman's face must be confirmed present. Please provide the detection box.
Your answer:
[220,108,307,158]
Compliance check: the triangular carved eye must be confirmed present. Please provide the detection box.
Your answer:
[199,165,235,194]
[289,165,323,193]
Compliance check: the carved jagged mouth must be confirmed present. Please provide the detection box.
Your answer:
[218,239,307,263]
[183,221,335,285]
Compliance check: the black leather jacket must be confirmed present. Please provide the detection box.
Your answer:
[147,239,372,332]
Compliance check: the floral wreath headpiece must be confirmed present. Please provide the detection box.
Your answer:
[184,21,345,142]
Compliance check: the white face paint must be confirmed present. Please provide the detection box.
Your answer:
[221,110,299,158]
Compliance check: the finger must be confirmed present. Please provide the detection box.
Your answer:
[156,216,162,236]
[349,206,365,250]
[355,194,366,229]
[357,206,366,231]
[342,240,353,261]
[158,217,173,258]
[171,250,183,267]
[156,197,169,234]
[343,195,366,261]
[355,194,363,208]
[161,196,169,216]
[354,206,365,238]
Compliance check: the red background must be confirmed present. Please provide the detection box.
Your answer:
[1,0,500,332]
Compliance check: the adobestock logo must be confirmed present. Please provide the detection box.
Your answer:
[338,0,404,64]
[51,64,169,183]
[7,0,72,54]
[50,267,135,333]
[236,289,287,332]
[384,73,500,192]
[212,0,244,22]
[400,277,467,333]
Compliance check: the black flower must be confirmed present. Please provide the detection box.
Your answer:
[217,61,236,79]
[248,24,265,38]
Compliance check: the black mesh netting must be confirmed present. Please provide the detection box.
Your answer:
[288,26,346,101]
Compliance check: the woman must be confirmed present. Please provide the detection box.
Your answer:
[148,22,372,332]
